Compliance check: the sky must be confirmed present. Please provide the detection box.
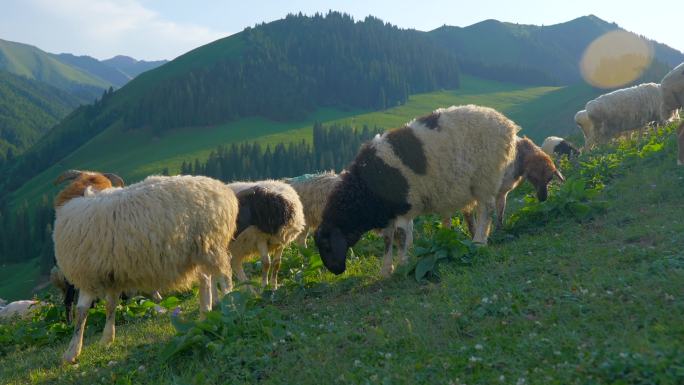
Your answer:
[1,0,682,61]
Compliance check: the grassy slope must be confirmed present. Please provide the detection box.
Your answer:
[0,39,110,93]
[1,125,682,384]
[8,76,562,212]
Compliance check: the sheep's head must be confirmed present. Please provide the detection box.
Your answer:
[518,138,564,202]
[314,223,360,275]
[53,169,124,207]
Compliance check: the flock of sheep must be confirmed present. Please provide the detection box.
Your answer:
[1,62,683,365]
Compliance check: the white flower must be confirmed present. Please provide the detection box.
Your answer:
[499,375,505,382]
[469,356,481,363]
[516,377,527,385]
[475,344,483,350]
[354,359,362,367]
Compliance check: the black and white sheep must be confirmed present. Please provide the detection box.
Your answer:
[53,171,238,363]
[314,105,518,275]
[225,180,305,289]
[541,136,580,158]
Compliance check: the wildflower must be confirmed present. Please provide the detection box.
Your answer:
[475,344,483,350]
[171,306,182,317]
[137,365,146,372]
[469,356,481,363]
[354,359,362,367]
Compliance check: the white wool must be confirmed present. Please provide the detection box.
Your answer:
[661,62,684,118]
[286,172,341,246]
[541,136,564,156]
[0,300,42,319]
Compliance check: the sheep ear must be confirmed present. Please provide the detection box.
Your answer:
[554,169,565,182]
[54,170,83,185]
[103,173,125,187]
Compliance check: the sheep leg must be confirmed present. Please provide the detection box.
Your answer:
[295,229,309,248]
[258,241,271,288]
[63,291,95,364]
[150,291,162,303]
[495,192,508,230]
[380,224,395,277]
[463,210,476,238]
[198,273,212,318]
[395,218,413,266]
[269,246,284,289]
[473,198,494,245]
[100,291,118,345]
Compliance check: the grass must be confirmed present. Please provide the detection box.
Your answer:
[0,260,41,301]
[1,125,682,384]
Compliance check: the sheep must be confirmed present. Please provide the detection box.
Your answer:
[541,136,580,158]
[661,62,684,119]
[462,136,564,235]
[678,121,684,166]
[53,170,238,363]
[225,180,305,289]
[286,171,414,277]
[314,105,518,275]
[577,83,671,147]
[0,300,43,320]
[285,171,341,247]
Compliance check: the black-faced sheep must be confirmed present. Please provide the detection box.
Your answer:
[226,180,305,289]
[314,105,518,275]
[462,136,564,234]
[541,136,580,158]
[661,62,684,119]
[53,171,238,364]
[286,171,414,277]
[576,83,672,147]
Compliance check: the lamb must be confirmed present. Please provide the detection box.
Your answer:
[53,170,238,363]
[0,300,43,319]
[462,136,564,234]
[314,105,518,275]
[225,180,305,289]
[678,121,684,166]
[661,62,684,119]
[576,83,671,147]
[285,171,341,247]
[541,136,580,158]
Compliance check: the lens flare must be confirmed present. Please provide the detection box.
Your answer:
[580,30,653,89]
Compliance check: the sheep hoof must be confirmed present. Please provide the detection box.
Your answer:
[380,265,394,278]
[62,352,78,365]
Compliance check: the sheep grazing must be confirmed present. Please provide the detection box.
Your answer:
[541,136,580,158]
[53,171,238,364]
[678,121,684,166]
[661,62,684,119]
[0,300,43,320]
[286,171,414,277]
[315,105,518,275]
[463,136,564,234]
[285,171,341,247]
[577,83,671,147]
[226,180,305,289]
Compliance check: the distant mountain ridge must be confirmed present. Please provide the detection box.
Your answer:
[428,15,684,85]
[102,55,168,80]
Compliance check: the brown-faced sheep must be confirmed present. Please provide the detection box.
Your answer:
[314,105,518,275]
[53,171,238,363]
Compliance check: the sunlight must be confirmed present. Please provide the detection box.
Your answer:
[580,30,653,89]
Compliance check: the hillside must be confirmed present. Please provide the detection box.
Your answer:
[428,15,684,85]
[0,39,110,102]
[0,124,682,384]
[0,71,81,161]
[54,54,131,88]
[0,12,461,199]
[101,55,168,79]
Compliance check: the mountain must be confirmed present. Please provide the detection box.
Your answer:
[0,12,462,195]
[102,55,168,79]
[54,53,131,88]
[0,39,111,103]
[0,71,80,162]
[428,15,684,85]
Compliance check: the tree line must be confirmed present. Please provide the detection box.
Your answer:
[0,122,382,268]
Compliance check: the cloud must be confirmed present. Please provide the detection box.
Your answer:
[0,0,229,60]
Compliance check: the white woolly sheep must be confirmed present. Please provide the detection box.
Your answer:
[661,62,684,119]
[53,171,238,364]
[462,136,564,234]
[314,105,518,275]
[225,180,305,289]
[541,136,580,158]
[0,300,43,319]
[286,171,414,277]
[577,83,672,147]
[285,171,341,247]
